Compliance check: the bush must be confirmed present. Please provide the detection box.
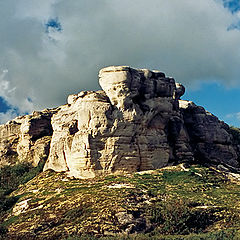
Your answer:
[0,195,19,212]
[228,126,240,145]
[148,198,219,235]
[0,159,46,229]
[0,225,7,236]
[0,159,45,196]
[150,198,191,235]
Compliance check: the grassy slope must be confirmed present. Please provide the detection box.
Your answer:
[0,164,239,239]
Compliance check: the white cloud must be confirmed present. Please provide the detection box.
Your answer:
[0,0,240,117]
[226,112,240,121]
[14,0,58,21]
[0,68,34,115]
[0,110,18,124]
[226,113,234,118]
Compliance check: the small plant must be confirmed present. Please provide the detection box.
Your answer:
[149,198,192,234]
[228,126,240,145]
[0,225,7,236]
[148,198,220,235]
[0,195,19,212]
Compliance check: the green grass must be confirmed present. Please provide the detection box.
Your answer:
[0,159,45,195]
[1,164,240,239]
[0,159,46,237]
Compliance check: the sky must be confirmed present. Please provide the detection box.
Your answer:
[0,0,240,126]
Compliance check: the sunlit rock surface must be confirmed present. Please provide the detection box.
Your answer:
[0,66,239,178]
[0,109,55,167]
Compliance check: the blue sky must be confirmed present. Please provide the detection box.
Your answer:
[184,82,240,127]
[223,0,240,13]
[0,97,9,114]
[1,0,240,126]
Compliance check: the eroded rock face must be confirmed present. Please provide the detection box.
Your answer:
[0,66,239,177]
[0,109,56,167]
[42,66,238,178]
[42,66,194,178]
[180,100,239,167]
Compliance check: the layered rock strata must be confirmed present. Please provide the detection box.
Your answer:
[180,101,239,168]
[0,66,239,178]
[0,109,56,167]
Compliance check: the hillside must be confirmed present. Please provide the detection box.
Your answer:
[0,163,240,239]
[1,66,240,239]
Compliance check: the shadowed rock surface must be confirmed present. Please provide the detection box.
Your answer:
[0,109,56,167]
[0,66,239,178]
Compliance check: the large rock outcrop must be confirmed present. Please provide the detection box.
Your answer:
[0,66,239,178]
[0,109,56,167]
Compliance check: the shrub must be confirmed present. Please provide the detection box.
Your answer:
[228,126,240,145]
[0,225,7,236]
[0,159,45,195]
[0,159,46,229]
[148,198,219,235]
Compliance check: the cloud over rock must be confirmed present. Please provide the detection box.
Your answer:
[0,0,240,123]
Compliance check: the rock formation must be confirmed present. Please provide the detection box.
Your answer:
[0,66,239,178]
[0,109,55,167]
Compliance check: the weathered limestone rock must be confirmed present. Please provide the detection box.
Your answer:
[0,109,55,167]
[1,66,239,177]
[44,66,195,178]
[180,100,239,167]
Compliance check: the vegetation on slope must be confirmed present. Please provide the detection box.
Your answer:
[0,164,239,239]
[0,160,45,237]
[228,126,240,145]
